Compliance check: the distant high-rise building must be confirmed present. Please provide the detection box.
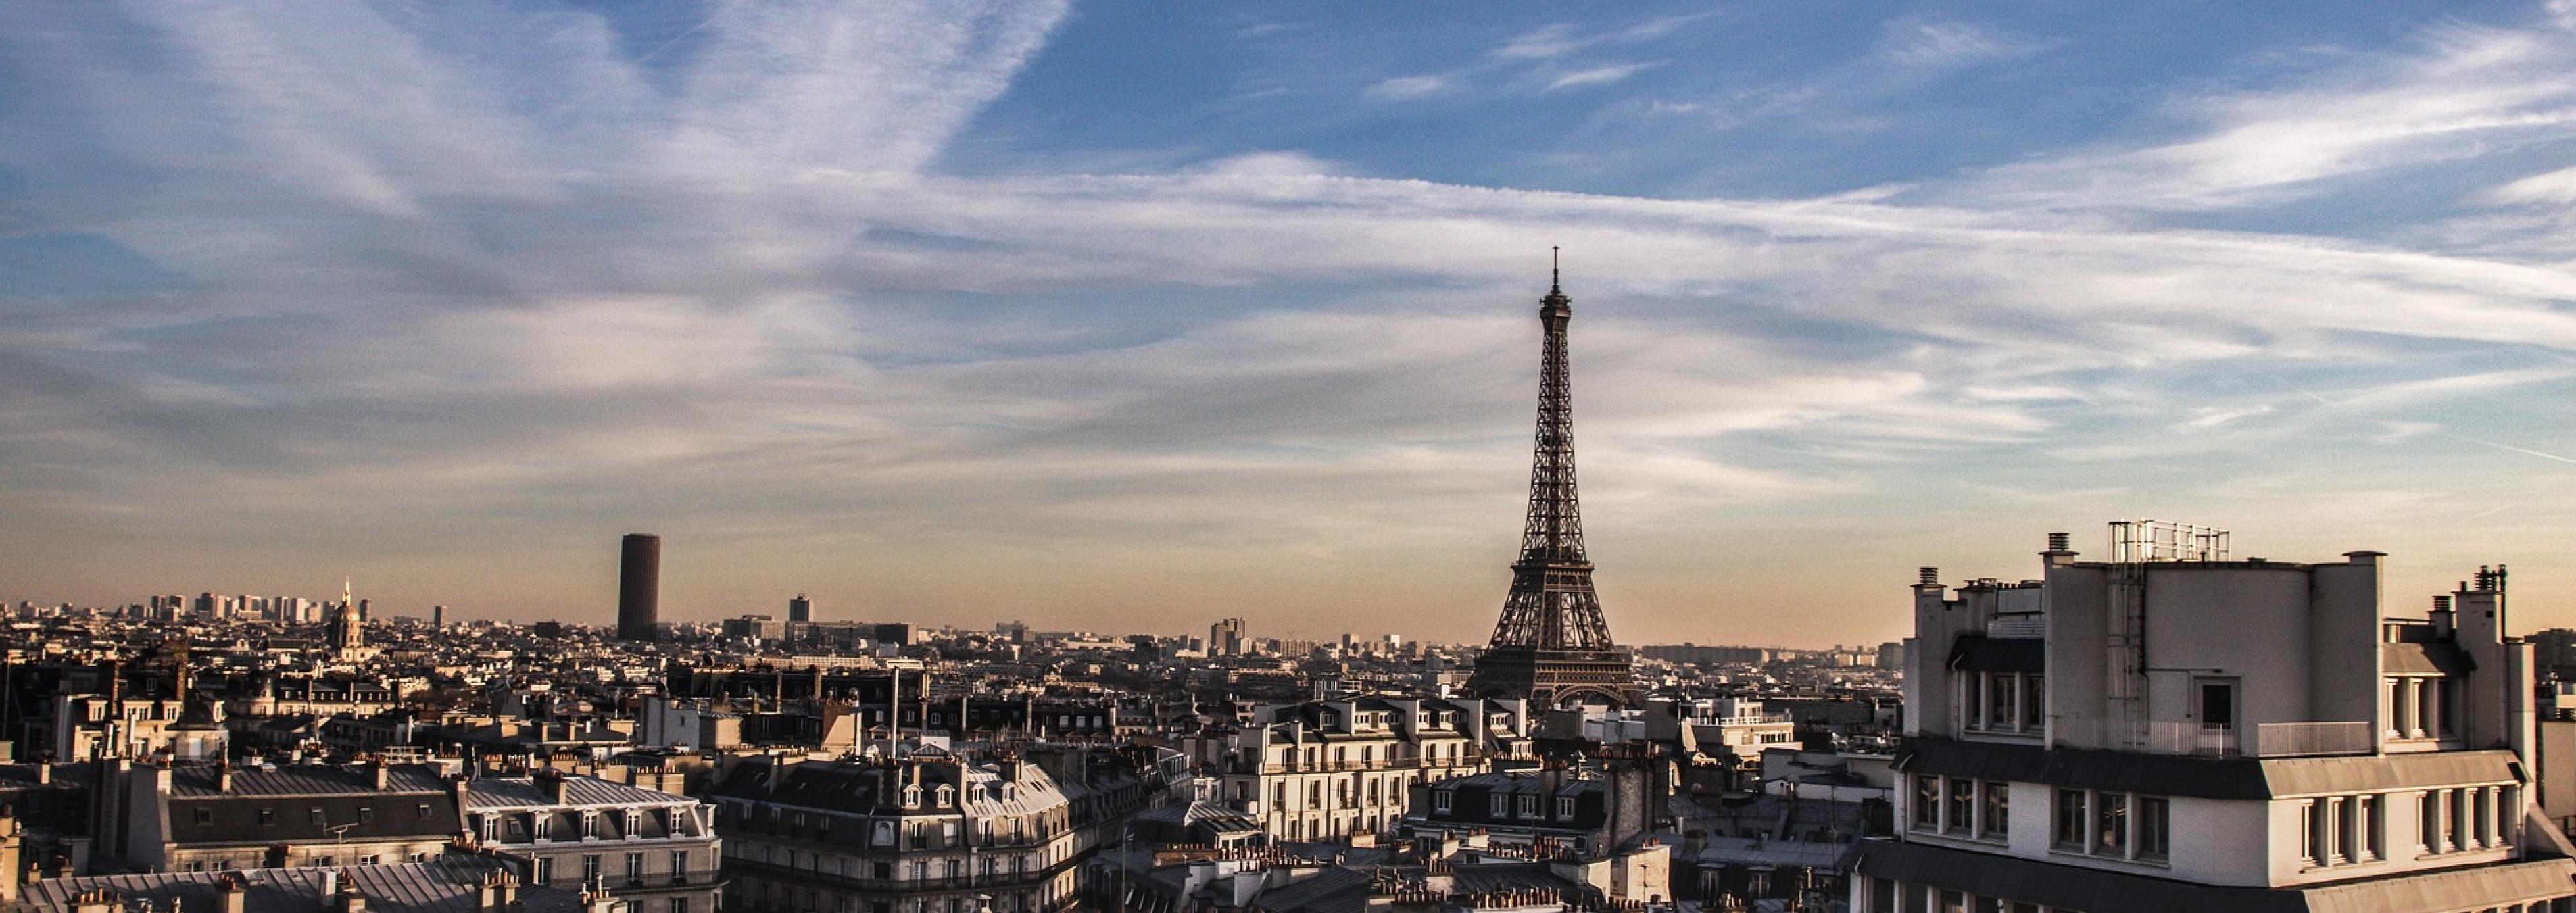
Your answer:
[1466,254,1637,708]
[787,593,810,624]
[618,533,660,641]
[432,603,447,628]
[1209,617,1247,656]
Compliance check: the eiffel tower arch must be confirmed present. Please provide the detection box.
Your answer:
[1465,252,1640,708]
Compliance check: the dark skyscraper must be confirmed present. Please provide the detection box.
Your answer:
[788,593,810,624]
[618,533,660,641]
[1466,254,1638,708]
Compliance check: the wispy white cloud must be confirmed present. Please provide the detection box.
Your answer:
[1365,74,1449,100]
[6,1,2576,641]
[1878,20,2037,67]
[1548,64,1651,91]
[1493,23,1580,60]
[1954,19,2576,211]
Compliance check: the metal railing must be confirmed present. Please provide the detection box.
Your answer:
[2052,719,2371,757]
[2247,721,2373,757]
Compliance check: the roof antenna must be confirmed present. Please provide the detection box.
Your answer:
[1551,246,1561,292]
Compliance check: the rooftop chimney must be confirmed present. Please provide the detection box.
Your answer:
[1916,567,1940,587]
[2046,532,2070,552]
[474,872,519,913]
[215,874,246,913]
[367,759,388,791]
[535,768,569,804]
[216,762,233,794]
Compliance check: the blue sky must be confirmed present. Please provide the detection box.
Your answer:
[5,1,2576,646]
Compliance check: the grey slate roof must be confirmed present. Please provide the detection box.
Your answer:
[1947,636,2043,673]
[1245,866,1372,913]
[463,777,679,810]
[2382,641,2475,676]
[167,765,448,797]
[1900,737,2527,801]
[15,856,582,913]
[1897,737,2270,799]
[1858,839,2576,913]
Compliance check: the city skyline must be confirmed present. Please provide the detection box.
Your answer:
[8,1,2576,646]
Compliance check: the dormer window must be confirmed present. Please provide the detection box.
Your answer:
[901,785,922,809]
[934,785,955,808]
[1434,789,1453,813]
[1557,797,1575,819]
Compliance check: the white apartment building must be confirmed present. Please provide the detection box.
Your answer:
[1855,526,2576,913]
[1188,697,1533,843]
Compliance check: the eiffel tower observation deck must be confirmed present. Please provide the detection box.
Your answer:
[1465,251,1640,708]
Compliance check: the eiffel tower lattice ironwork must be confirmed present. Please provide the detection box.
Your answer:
[1467,251,1637,707]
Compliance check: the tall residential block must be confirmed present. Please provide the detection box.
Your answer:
[618,533,660,641]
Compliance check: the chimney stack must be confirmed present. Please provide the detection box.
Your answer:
[475,872,520,913]
[368,759,389,791]
[1916,567,1940,587]
[214,874,246,913]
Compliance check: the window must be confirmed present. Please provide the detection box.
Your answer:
[358,807,374,823]
[2095,792,2127,856]
[533,858,552,882]
[670,899,688,913]
[1987,675,2014,730]
[2475,786,2495,847]
[581,854,600,884]
[1916,776,1942,829]
[1517,794,1538,818]
[2136,796,2168,859]
[1490,793,1508,818]
[671,850,689,883]
[2422,790,2446,853]
[625,852,644,885]
[1557,797,1575,819]
[2020,675,2045,729]
[1947,778,1974,834]
[2053,789,2087,849]
[1980,783,2010,839]
[2304,800,2326,863]
[1962,675,1983,729]
[2198,680,2237,733]
[417,803,433,819]
[309,808,326,825]
[2454,788,2473,849]
[2302,793,2389,868]
[359,855,379,866]
[1433,789,1453,813]
[2358,795,2382,861]
[260,808,275,825]
[193,808,212,825]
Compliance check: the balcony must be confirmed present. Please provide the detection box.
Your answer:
[2245,721,2373,757]
[2066,720,2373,758]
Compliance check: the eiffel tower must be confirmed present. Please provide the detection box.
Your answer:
[1465,251,1638,708]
